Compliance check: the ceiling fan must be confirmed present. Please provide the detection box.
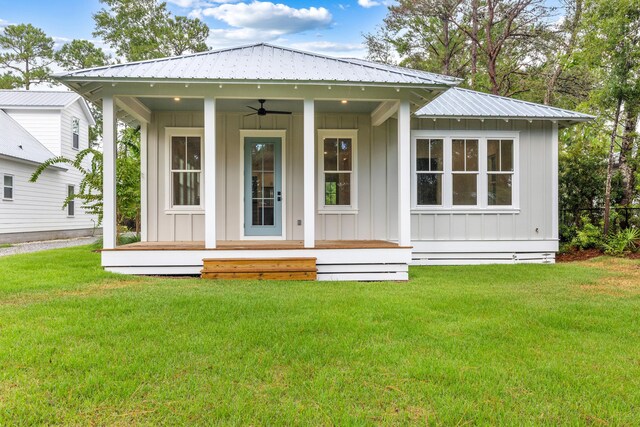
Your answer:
[245,99,292,117]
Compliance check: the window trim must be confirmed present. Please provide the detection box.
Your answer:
[72,117,80,150]
[317,129,358,214]
[164,127,205,214]
[411,130,520,212]
[3,174,14,201]
[67,184,75,217]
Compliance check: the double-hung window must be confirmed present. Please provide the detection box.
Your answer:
[412,132,518,210]
[3,175,13,200]
[318,129,358,212]
[72,117,80,150]
[168,129,203,210]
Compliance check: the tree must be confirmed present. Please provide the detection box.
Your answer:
[30,127,141,235]
[0,23,54,89]
[93,0,209,62]
[55,39,110,70]
[376,0,468,77]
[582,0,640,234]
[0,72,19,89]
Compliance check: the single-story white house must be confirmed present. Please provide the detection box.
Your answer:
[0,91,98,244]
[54,43,593,280]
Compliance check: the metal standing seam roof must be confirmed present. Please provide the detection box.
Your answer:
[415,87,595,121]
[54,43,461,87]
[0,110,59,165]
[0,90,81,108]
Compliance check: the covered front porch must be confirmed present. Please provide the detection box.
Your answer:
[97,90,418,279]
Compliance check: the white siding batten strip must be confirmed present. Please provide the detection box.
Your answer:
[303,98,315,248]
[102,96,117,249]
[204,97,216,248]
[397,99,411,246]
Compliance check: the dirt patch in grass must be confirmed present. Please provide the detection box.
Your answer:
[0,279,149,308]
[556,249,603,263]
[579,258,640,296]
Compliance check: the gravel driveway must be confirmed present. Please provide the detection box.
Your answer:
[0,236,100,257]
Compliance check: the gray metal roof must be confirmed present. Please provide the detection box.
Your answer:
[55,43,460,87]
[0,110,57,165]
[415,87,595,121]
[0,90,80,108]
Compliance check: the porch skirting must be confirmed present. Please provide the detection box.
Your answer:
[102,240,411,281]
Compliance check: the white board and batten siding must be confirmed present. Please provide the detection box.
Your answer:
[146,111,390,243]
[0,100,97,239]
[409,118,557,265]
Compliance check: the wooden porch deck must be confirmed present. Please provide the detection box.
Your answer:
[108,240,405,251]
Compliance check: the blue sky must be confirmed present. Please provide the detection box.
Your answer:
[0,0,391,58]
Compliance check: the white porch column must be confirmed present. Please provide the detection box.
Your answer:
[140,122,148,242]
[204,97,216,248]
[102,96,117,249]
[303,98,315,248]
[397,99,411,247]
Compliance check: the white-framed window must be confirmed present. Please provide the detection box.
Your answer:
[411,131,519,211]
[166,128,203,211]
[67,185,75,217]
[3,174,14,200]
[72,117,80,150]
[317,129,358,213]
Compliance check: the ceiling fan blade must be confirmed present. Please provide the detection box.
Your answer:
[247,106,259,111]
[244,113,257,117]
[264,110,292,115]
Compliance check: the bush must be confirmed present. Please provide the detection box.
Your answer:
[571,218,604,250]
[603,228,640,256]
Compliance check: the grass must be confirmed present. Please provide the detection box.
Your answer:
[0,243,12,248]
[0,247,639,425]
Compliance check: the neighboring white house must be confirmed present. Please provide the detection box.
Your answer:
[54,43,593,280]
[0,90,98,244]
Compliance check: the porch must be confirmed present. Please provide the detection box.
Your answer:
[102,240,411,281]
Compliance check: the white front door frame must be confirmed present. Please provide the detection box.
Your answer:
[239,129,287,240]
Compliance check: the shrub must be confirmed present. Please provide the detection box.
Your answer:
[571,218,604,250]
[603,228,640,256]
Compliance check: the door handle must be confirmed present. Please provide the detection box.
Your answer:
[277,191,282,202]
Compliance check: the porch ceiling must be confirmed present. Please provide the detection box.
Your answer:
[137,97,380,114]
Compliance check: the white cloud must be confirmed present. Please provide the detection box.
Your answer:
[202,2,332,34]
[357,0,380,8]
[288,41,367,58]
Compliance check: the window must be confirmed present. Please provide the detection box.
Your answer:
[416,138,443,205]
[487,139,514,206]
[67,185,75,216]
[411,132,518,210]
[318,130,357,211]
[3,175,13,200]
[72,117,80,150]
[170,134,202,207]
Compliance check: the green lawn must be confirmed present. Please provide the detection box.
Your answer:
[0,247,639,425]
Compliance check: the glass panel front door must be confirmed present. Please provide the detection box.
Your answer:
[244,137,282,236]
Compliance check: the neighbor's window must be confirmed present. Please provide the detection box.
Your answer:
[487,139,514,206]
[413,134,518,209]
[67,185,75,216]
[3,175,13,200]
[171,135,202,206]
[72,117,80,150]
[416,138,443,205]
[318,130,357,210]
[452,139,478,205]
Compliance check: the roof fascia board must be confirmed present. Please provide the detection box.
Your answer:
[0,153,67,171]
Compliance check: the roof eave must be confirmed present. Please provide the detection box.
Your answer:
[0,153,68,171]
[54,75,453,90]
